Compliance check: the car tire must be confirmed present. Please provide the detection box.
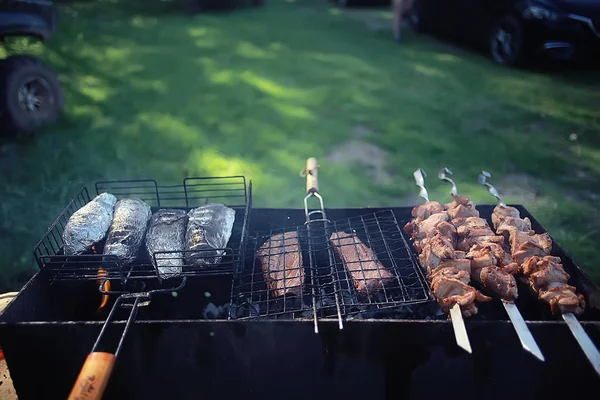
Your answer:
[489,15,525,66]
[0,55,64,135]
[409,0,428,33]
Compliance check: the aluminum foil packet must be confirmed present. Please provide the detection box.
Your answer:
[185,204,236,267]
[103,198,152,265]
[62,192,117,255]
[146,209,188,279]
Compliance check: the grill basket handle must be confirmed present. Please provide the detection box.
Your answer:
[305,157,319,194]
[67,351,116,400]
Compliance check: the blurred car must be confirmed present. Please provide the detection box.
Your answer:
[409,0,600,66]
[333,0,391,7]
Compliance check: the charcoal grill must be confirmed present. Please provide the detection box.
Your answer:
[1,203,600,397]
[25,176,251,399]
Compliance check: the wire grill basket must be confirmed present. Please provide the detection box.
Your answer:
[230,210,431,320]
[33,177,251,282]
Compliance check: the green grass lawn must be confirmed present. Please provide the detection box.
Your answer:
[1,0,599,291]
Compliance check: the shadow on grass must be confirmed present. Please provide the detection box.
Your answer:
[1,0,599,290]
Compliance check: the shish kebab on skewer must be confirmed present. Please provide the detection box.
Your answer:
[437,168,544,360]
[404,169,544,359]
[479,171,600,376]
[404,170,520,315]
[404,169,490,353]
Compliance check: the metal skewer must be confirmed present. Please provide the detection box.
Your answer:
[413,168,472,354]
[302,157,344,332]
[479,171,599,372]
[439,168,544,361]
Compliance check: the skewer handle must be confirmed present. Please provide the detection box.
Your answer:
[478,171,505,206]
[305,157,319,194]
[438,167,458,196]
[413,169,429,202]
[67,352,116,400]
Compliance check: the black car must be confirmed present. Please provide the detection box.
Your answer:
[409,0,600,66]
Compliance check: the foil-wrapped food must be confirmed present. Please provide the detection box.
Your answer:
[62,193,117,255]
[185,204,236,267]
[145,209,188,279]
[103,198,152,265]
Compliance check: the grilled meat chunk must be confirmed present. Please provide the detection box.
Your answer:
[431,277,491,317]
[445,195,479,219]
[528,257,570,291]
[539,286,585,315]
[465,244,518,300]
[412,212,449,240]
[411,201,445,221]
[491,205,520,229]
[496,217,533,239]
[429,259,471,285]
[330,231,394,296]
[509,230,552,255]
[418,233,456,272]
[257,231,304,297]
[479,266,518,300]
[451,217,488,228]
[412,220,456,253]
[466,243,507,268]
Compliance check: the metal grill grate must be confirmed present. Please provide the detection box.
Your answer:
[230,210,432,320]
[34,177,251,282]
[230,227,318,319]
[324,210,431,315]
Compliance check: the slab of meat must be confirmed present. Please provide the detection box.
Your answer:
[329,231,394,296]
[257,231,304,297]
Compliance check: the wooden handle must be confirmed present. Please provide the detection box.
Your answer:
[305,157,319,193]
[68,352,116,400]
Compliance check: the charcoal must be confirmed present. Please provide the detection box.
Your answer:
[103,198,152,265]
[145,209,188,279]
[185,204,235,267]
[329,231,394,296]
[62,193,117,255]
[257,231,304,297]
